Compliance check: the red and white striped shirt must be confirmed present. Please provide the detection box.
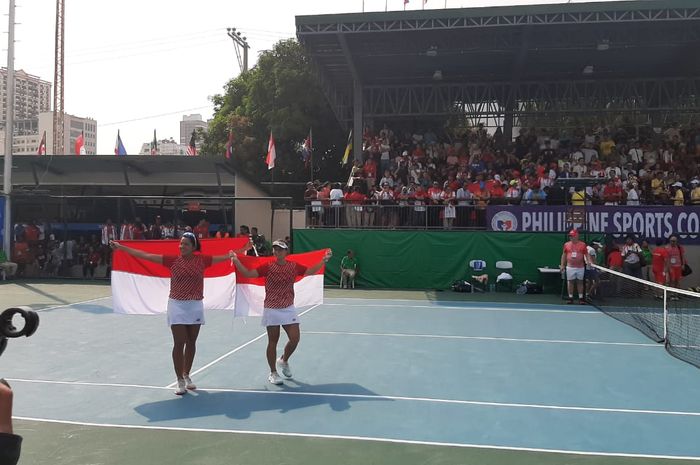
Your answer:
[257,260,307,309]
[163,254,213,301]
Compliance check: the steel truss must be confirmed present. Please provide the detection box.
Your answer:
[352,77,700,121]
[297,5,700,35]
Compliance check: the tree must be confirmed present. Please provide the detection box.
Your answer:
[203,39,345,184]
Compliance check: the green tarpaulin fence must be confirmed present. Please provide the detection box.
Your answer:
[293,230,568,290]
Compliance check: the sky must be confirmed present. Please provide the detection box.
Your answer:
[1,0,618,154]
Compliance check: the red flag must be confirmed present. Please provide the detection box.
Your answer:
[265,132,276,170]
[225,130,234,159]
[37,131,47,156]
[75,131,85,155]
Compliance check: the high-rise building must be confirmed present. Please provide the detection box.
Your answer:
[1,68,52,133]
[0,131,42,155]
[38,111,97,155]
[180,114,207,145]
[138,138,187,156]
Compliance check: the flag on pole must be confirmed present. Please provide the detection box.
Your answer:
[233,250,326,317]
[266,132,276,170]
[37,131,47,156]
[225,129,234,159]
[301,128,312,167]
[110,238,247,314]
[341,130,353,165]
[75,131,85,155]
[114,130,127,156]
[150,130,158,155]
[186,130,197,156]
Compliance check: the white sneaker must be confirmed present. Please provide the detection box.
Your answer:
[268,372,284,385]
[184,375,196,390]
[174,378,187,395]
[277,357,293,378]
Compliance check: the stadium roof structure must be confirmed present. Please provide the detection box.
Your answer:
[2,156,236,189]
[296,0,700,146]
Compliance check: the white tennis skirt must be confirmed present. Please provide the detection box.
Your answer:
[167,298,205,326]
[261,305,299,327]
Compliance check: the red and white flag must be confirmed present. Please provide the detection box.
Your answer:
[265,132,276,170]
[111,239,325,316]
[233,250,326,318]
[75,131,86,155]
[37,130,47,155]
[111,238,248,315]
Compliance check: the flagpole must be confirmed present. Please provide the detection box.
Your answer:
[309,128,313,183]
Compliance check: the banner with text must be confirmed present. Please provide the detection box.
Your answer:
[487,205,700,243]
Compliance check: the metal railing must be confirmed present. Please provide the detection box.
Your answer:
[304,202,488,230]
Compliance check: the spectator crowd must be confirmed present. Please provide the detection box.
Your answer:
[3,218,279,279]
[305,121,700,228]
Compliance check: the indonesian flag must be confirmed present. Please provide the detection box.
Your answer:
[266,132,276,170]
[110,239,325,316]
[233,250,326,318]
[37,131,47,156]
[75,131,86,155]
[111,238,247,314]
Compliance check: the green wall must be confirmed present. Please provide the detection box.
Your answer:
[293,230,566,290]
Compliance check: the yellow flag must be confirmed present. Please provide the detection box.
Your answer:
[341,130,353,165]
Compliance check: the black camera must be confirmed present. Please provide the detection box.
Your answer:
[0,307,39,358]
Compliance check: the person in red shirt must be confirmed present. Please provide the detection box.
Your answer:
[193,219,210,239]
[111,234,251,395]
[602,179,622,205]
[363,156,378,192]
[560,229,591,304]
[666,236,687,292]
[651,239,670,296]
[345,185,366,228]
[607,245,623,271]
[23,221,40,244]
[232,240,332,385]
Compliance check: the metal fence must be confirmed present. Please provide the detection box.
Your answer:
[304,202,488,230]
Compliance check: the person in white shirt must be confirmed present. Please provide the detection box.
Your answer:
[584,242,600,298]
[625,183,640,206]
[627,142,644,166]
[572,160,588,178]
[329,183,345,227]
[605,162,622,179]
[621,236,643,281]
[581,144,598,164]
[379,170,395,189]
[570,147,584,163]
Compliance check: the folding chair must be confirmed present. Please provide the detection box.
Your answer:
[468,259,488,292]
[495,260,514,291]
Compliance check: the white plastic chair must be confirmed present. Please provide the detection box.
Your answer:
[340,269,356,289]
[495,260,514,291]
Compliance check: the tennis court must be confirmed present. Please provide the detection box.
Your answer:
[3,281,700,465]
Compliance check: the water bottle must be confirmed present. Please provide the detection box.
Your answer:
[489,283,495,292]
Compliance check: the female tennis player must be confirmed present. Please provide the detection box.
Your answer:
[110,233,250,395]
[231,240,331,385]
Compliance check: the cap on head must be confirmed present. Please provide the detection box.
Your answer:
[272,240,288,249]
[569,229,579,238]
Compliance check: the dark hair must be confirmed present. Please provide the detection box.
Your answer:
[181,232,201,251]
[656,239,664,246]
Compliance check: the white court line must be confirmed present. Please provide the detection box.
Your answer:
[12,416,700,461]
[322,303,599,314]
[303,331,660,347]
[8,378,700,417]
[35,295,112,312]
[166,304,322,388]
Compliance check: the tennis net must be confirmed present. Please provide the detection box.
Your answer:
[590,264,700,369]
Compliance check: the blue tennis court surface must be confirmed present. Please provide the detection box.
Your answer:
[5,295,700,462]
